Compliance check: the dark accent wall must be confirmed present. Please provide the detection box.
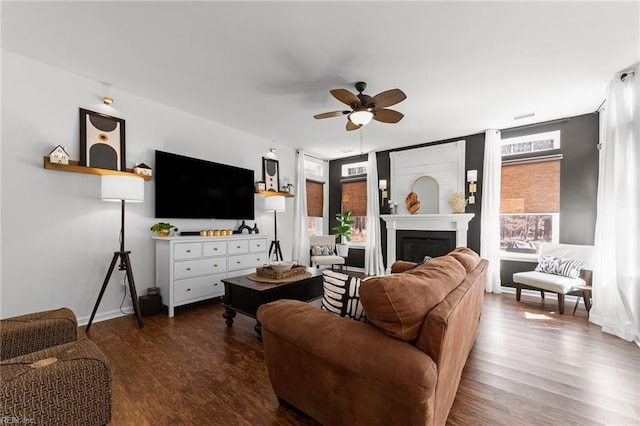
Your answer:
[328,113,599,276]
[500,113,599,286]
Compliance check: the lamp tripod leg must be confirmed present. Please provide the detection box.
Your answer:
[85,251,144,332]
[121,251,144,328]
[86,252,119,332]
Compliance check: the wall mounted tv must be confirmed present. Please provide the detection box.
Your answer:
[154,150,255,220]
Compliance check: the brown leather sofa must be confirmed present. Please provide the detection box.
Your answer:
[257,247,487,426]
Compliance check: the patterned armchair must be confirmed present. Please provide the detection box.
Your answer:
[0,308,112,425]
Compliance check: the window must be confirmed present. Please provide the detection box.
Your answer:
[500,132,561,258]
[306,180,323,235]
[338,161,371,244]
[305,157,325,235]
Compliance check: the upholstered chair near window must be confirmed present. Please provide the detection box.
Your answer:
[309,235,345,271]
[513,243,594,314]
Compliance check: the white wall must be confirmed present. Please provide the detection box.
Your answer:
[0,51,296,322]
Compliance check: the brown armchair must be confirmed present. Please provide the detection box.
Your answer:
[0,308,112,425]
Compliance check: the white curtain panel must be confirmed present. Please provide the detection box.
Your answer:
[480,129,502,293]
[291,151,310,266]
[364,151,386,276]
[591,64,640,344]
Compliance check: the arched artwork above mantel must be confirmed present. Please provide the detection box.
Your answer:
[409,175,440,214]
[390,140,466,215]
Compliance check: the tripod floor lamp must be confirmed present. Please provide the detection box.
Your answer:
[263,195,286,262]
[86,174,145,332]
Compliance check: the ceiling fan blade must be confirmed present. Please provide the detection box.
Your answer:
[367,89,407,109]
[373,109,404,124]
[330,89,361,107]
[314,110,350,119]
[346,120,362,131]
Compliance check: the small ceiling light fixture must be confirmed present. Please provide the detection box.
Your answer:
[349,109,374,126]
[102,96,114,105]
[264,147,277,159]
[513,112,535,121]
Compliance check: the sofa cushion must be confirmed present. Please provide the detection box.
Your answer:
[448,247,481,272]
[321,270,366,321]
[359,256,466,341]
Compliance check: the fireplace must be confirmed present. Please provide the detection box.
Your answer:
[380,213,474,271]
[396,230,456,263]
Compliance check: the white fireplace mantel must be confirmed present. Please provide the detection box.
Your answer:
[381,214,474,269]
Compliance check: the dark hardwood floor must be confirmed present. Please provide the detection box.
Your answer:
[83,292,640,426]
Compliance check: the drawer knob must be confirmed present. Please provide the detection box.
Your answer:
[186,249,191,253]
[213,264,218,267]
[213,283,218,286]
[236,245,241,249]
[186,267,191,271]
[186,288,191,292]
[236,261,241,264]
[214,248,218,251]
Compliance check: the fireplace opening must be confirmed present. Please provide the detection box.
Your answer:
[396,230,456,263]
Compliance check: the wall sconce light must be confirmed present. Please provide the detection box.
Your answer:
[379,179,388,200]
[102,96,114,105]
[467,170,477,204]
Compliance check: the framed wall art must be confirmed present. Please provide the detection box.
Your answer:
[79,108,126,171]
[262,157,280,192]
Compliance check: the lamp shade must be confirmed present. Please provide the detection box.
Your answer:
[101,175,144,203]
[262,195,285,212]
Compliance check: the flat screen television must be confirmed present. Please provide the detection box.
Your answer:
[154,150,255,219]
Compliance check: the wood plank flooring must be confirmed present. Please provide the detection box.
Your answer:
[83,292,640,425]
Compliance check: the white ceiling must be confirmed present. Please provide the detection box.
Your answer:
[3,1,639,160]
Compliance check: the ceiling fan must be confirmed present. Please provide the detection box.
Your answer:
[314,81,407,131]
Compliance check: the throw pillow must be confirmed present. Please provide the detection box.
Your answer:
[321,270,366,322]
[311,245,334,256]
[535,256,584,278]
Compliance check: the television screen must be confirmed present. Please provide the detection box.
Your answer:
[154,150,255,219]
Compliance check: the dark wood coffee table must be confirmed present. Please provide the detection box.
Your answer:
[222,267,323,336]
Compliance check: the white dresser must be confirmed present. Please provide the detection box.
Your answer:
[154,235,268,317]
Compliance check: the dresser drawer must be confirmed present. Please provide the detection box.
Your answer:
[228,252,268,271]
[174,258,227,280]
[228,240,249,255]
[174,242,202,260]
[250,238,268,253]
[174,274,225,303]
[203,241,227,257]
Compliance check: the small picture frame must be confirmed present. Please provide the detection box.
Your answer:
[262,157,280,192]
[79,108,126,171]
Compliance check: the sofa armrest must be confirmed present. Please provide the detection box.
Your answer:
[257,300,437,405]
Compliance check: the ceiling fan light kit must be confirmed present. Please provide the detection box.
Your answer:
[349,110,374,126]
[314,81,406,131]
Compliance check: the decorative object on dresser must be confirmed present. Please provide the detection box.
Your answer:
[150,222,178,237]
[79,108,126,171]
[154,234,268,317]
[262,157,280,192]
[263,195,286,262]
[86,175,145,332]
